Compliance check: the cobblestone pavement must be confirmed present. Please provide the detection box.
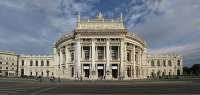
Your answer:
[0,78,200,95]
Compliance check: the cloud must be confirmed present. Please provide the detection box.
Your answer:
[125,0,200,66]
[0,0,98,54]
[0,0,199,66]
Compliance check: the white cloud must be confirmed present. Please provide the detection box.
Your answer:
[126,0,200,65]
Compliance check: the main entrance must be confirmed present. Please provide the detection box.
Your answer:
[112,64,118,79]
[97,64,104,79]
[83,64,90,78]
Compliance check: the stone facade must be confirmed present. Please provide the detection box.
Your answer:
[0,51,18,77]
[18,55,54,77]
[147,54,183,78]
[0,13,183,80]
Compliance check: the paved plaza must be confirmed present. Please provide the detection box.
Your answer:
[0,78,200,95]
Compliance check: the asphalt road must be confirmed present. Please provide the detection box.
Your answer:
[0,78,200,95]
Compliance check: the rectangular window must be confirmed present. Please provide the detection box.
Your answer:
[71,52,74,61]
[111,46,118,60]
[22,60,24,66]
[84,50,90,60]
[30,60,33,66]
[157,60,160,66]
[97,46,104,60]
[127,50,131,62]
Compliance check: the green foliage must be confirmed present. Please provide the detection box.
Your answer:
[183,64,200,76]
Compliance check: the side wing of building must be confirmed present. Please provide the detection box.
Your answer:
[146,54,183,77]
[18,55,54,77]
[0,51,18,77]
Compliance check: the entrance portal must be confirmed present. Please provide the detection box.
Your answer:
[84,69,90,78]
[97,64,104,79]
[83,64,90,78]
[112,64,118,79]
[98,69,104,79]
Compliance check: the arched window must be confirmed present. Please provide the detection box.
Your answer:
[151,60,154,66]
[157,70,161,77]
[177,60,180,66]
[41,60,44,66]
[35,60,38,66]
[46,60,49,66]
[168,60,172,66]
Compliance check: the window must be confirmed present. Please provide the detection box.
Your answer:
[168,60,172,66]
[135,52,138,62]
[0,61,2,65]
[21,60,24,66]
[127,50,131,62]
[12,63,14,65]
[6,67,8,69]
[71,52,74,61]
[157,60,160,66]
[30,72,32,76]
[83,46,90,60]
[6,62,8,65]
[30,60,33,66]
[177,60,180,66]
[111,46,118,60]
[163,60,166,67]
[47,60,49,66]
[35,60,38,66]
[0,70,2,73]
[151,60,154,66]
[12,68,14,70]
[41,60,44,66]
[97,46,104,60]
[0,67,2,69]
[84,50,90,60]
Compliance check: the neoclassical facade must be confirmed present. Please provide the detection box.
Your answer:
[52,13,182,80]
[0,51,18,77]
[0,13,183,80]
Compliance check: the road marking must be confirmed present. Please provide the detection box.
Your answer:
[29,85,59,95]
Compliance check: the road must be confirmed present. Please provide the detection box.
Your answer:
[0,78,200,95]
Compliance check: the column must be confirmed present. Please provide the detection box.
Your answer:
[59,49,64,78]
[76,39,81,80]
[65,47,69,78]
[133,45,136,79]
[120,38,125,79]
[91,38,96,79]
[81,46,83,60]
[106,38,111,79]
[53,48,57,78]
[104,46,106,60]
[139,49,142,79]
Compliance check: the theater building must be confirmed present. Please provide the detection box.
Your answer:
[0,13,183,80]
[52,12,183,80]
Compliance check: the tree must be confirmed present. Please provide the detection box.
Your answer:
[190,64,200,76]
[183,66,190,75]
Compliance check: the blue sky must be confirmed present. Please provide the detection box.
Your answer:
[0,0,200,66]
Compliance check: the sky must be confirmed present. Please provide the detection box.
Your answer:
[0,0,200,66]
